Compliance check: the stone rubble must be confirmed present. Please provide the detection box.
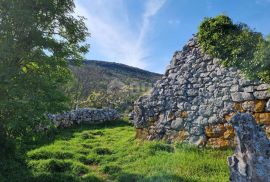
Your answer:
[48,108,120,128]
[131,36,270,148]
[228,113,270,182]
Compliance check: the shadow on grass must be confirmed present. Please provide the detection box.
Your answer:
[117,172,199,182]
[0,119,131,182]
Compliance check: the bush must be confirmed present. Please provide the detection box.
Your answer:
[198,15,266,80]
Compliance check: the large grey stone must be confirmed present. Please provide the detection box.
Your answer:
[256,84,270,91]
[253,91,270,99]
[228,113,270,182]
[231,92,254,102]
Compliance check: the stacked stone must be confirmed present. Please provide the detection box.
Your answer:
[48,108,120,128]
[132,36,270,148]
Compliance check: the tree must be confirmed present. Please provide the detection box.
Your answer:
[0,0,89,137]
[198,15,268,81]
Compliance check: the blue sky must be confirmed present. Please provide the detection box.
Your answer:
[75,0,270,73]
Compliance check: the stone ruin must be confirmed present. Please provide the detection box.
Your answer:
[228,113,270,182]
[48,108,120,128]
[131,36,270,148]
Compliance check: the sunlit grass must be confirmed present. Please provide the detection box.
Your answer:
[1,120,232,182]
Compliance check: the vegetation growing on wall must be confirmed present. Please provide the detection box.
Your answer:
[198,15,270,82]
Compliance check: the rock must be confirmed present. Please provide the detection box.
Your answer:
[189,135,206,146]
[230,85,240,92]
[128,111,135,121]
[136,128,148,139]
[255,113,270,125]
[224,113,235,122]
[241,101,255,112]
[256,84,270,91]
[266,99,270,111]
[175,130,189,142]
[205,124,226,138]
[223,125,235,139]
[255,100,266,112]
[233,103,244,112]
[253,91,270,99]
[207,138,231,149]
[231,92,254,102]
[179,111,188,118]
[171,118,184,130]
[243,86,254,92]
[228,113,270,182]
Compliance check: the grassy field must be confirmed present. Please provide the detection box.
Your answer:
[0,120,232,182]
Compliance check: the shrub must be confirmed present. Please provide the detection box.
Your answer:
[198,15,266,80]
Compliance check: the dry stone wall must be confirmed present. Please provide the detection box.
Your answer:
[131,36,270,148]
[48,108,120,128]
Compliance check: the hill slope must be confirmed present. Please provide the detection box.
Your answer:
[69,60,162,111]
[83,60,161,83]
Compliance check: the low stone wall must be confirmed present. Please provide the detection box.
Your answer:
[131,36,270,148]
[48,108,120,128]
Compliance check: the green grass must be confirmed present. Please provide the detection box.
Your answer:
[0,120,232,182]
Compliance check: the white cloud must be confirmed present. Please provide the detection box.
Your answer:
[74,0,166,69]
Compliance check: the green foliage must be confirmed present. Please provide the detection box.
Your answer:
[255,36,270,82]
[0,0,89,137]
[1,120,232,182]
[198,15,269,81]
